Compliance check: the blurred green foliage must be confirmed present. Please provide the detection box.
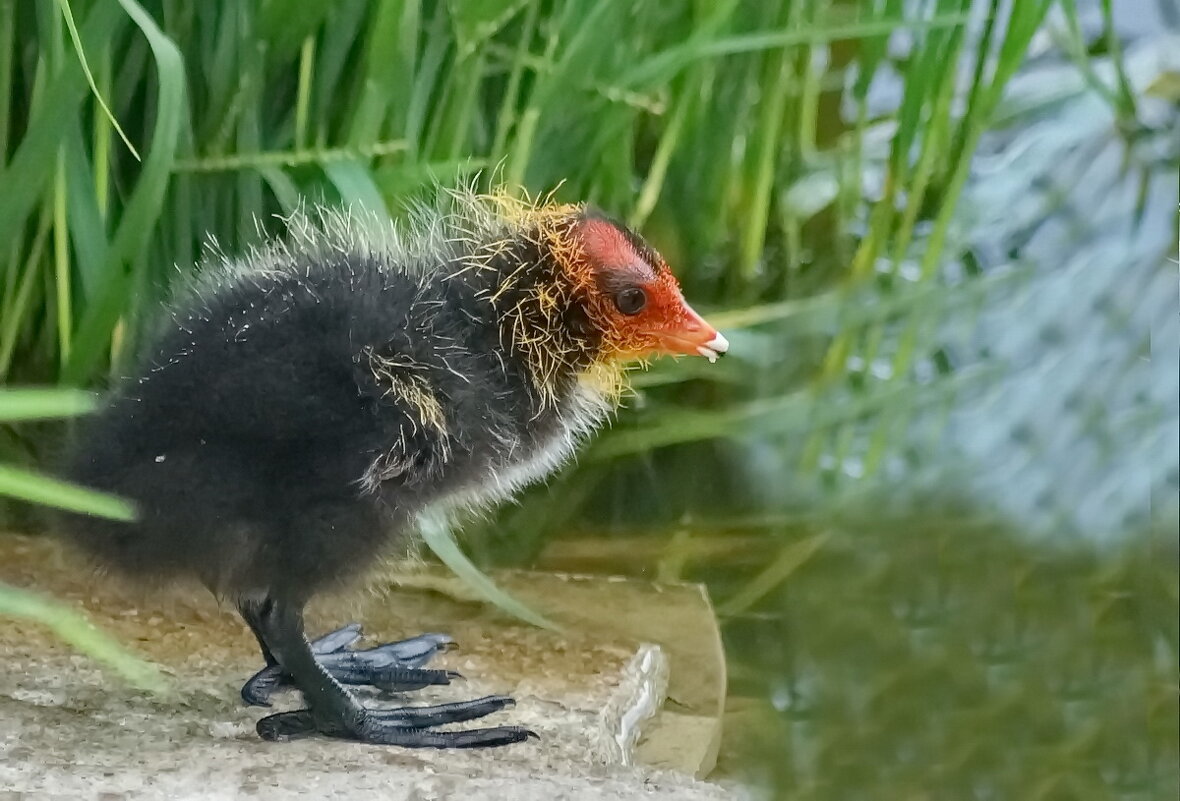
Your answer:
[0,389,159,688]
[0,389,135,519]
[0,0,1176,796]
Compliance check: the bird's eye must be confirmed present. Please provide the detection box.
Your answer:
[614,287,647,316]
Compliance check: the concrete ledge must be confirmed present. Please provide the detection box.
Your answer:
[0,536,736,800]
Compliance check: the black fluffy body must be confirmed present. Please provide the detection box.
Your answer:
[60,214,608,606]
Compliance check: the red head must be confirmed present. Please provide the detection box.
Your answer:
[569,211,728,364]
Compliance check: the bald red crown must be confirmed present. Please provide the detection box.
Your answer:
[566,213,729,363]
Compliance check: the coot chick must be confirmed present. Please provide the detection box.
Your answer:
[59,189,728,748]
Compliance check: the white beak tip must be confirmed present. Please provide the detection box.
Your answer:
[696,332,729,364]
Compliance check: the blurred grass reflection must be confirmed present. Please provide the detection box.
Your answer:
[718,516,1178,797]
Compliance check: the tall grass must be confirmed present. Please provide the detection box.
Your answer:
[0,0,1058,542]
[1,0,1035,388]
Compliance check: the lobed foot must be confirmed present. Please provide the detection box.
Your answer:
[242,624,456,706]
[256,695,537,748]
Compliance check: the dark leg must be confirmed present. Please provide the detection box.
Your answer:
[239,599,278,668]
[240,623,456,706]
[240,597,534,748]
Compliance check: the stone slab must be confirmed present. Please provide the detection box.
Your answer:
[0,536,736,800]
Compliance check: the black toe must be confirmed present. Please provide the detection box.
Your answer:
[257,696,535,749]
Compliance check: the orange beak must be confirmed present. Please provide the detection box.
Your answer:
[645,293,729,363]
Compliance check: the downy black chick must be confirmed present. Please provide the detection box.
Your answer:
[58,189,729,748]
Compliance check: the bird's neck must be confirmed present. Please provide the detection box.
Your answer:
[451,222,625,408]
